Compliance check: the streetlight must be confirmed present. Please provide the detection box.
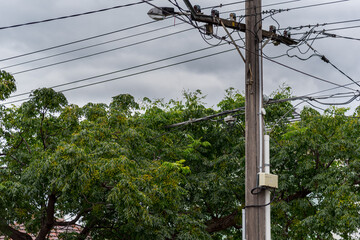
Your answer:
[147,7,176,21]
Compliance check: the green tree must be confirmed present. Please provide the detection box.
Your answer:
[271,106,360,239]
[0,79,360,239]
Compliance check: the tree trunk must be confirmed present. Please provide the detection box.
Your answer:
[35,193,57,240]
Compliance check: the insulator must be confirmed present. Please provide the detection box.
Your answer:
[211,9,220,18]
[269,25,276,34]
[230,13,236,21]
[194,5,201,13]
[283,30,291,38]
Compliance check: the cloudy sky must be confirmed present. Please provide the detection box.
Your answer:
[0,0,359,111]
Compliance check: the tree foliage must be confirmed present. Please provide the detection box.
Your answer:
[0,76,359,239]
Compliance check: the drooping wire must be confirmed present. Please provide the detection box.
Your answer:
[221,0,349,15]
[0,0,154,31]
[145,0,358,93]
[7,41,234,100]
[4,49,236,105]
[10,28,194,75]
[0,20,158,63]
[1,23,187,70]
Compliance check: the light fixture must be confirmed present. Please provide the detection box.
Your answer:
[224,115,236,124]
[147,7,175,21]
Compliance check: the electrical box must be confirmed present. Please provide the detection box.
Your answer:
[258,173,278,189]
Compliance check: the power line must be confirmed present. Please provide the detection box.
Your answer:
[1,23,186,70]
[285,0,350,11]
[0,21,158,63]
[264,56,357,91]
[292,25,360,37]
[203,1,247,10]
[321,32,360,41]
[10,28,194,75]
[8,42,232,99]
[165,91,360,128]
[220,0,349,15]
[0,0,154,31]
[148,0,359,93]
[4,49,236,105]
[280,18,360,31]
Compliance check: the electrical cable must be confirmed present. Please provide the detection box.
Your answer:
[291,25,360,37]
[147,0,359,93]
[279,18,360,31]
[7,42,234,99]
[320,32,360,41]
[10,28,195,75]
[0,20,158,63]
[1,23,186,70]
[4,48,236,105]
[221,0,348,16]
[244,188,277,208]
[202,1,247,10]
[0,0,154,31]
[285,0,350,11]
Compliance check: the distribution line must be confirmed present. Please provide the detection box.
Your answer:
[203,1,247,10]
[11,28,194,75]
[0,20,158,62]
[220,0,302,15]
[4,48,236,105]
[145,0,359,92]
[221,0,348,15]
[0,0,154,31]
[1,23,186,70]
[292,25,360,36]
[280,18,360,31]
[8,42,233,99]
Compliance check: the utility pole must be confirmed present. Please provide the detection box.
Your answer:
[244,0,265,239]
[148,1,296,239]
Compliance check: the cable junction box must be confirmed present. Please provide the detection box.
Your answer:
[257,172,278,189]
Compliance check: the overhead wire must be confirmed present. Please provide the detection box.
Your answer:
[220,0,349,16]
[1,23,186,70]
[320,32,360,41]
[279,18,360,31]
[0,20,158,63]
[10,28,195,75]
[7,41,235,100]
[4,0,358,106]
[142,1,360,93]
[4,48,236,105]
[202,1,247,10]
[0,0,154,31]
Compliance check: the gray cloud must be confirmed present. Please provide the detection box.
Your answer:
[0,0,359,111]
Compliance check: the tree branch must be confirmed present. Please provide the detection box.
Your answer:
[205,210,240,233]
[0,221,33,240]
[76,219,96,240]
[283,189,311,202]
[54,208,92,227]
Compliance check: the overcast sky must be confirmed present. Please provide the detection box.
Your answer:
[0,0,359,111]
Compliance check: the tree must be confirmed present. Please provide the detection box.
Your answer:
[0,75,359,239]
[271,106,360,239]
